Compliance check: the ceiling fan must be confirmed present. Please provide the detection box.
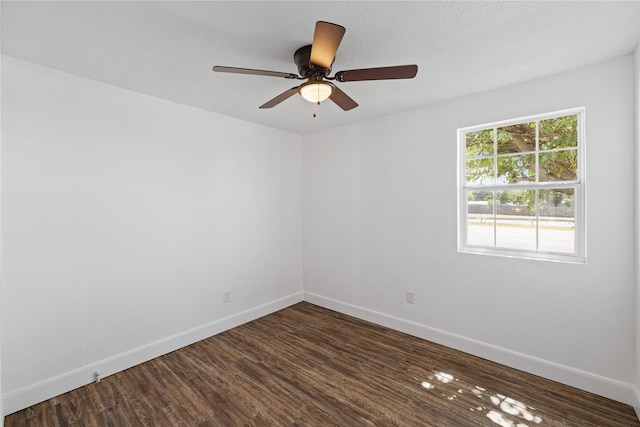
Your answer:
[212,21,418,112]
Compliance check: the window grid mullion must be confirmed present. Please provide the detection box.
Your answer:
[493,129,498,247]
[534,122,539,251]
[535,189,539,252]
[493,127,498,185]
[535,120,540,184]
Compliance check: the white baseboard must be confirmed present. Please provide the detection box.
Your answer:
[633,387,640,421]
[304,292,636,407]
[3,292,303,416]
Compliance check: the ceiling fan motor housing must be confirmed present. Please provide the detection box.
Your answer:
[294,45,330,79]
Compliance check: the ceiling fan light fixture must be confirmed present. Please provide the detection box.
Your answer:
[299,81,334,104]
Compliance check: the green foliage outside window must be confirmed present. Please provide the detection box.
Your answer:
[465,114,578,209]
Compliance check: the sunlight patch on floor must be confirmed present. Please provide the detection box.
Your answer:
[419,371,543,426]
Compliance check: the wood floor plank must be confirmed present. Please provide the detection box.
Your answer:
[5,302,639,426]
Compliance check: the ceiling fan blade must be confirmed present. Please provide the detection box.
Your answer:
[259,87,300,109]
[309,21,346,70]
[329,86,358,111]
[335,65,418,82]
[213,66,298,79]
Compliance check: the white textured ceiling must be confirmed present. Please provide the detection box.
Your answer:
[2,1,639,135]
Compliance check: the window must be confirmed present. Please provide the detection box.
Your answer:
[458,108,585,262]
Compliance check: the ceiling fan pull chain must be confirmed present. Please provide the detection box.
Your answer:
[314,83,320,117]
[313,85,320,117]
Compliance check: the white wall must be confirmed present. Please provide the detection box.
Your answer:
[304,55,636,404]
[1,56,303,414]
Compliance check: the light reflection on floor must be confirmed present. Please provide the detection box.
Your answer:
[420,371,543,426]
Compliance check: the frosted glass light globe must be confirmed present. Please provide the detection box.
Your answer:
[299,81,334,103]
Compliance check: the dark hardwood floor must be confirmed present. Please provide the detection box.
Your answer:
[6,302,639,426]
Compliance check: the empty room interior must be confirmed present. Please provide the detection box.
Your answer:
[1,1,640,425]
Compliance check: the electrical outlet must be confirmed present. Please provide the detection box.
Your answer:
[223,290,231,303]
[406,291,416,304]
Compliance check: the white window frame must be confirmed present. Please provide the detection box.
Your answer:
[457,107,586,263]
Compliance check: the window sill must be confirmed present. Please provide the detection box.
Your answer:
[458,246,586,264]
